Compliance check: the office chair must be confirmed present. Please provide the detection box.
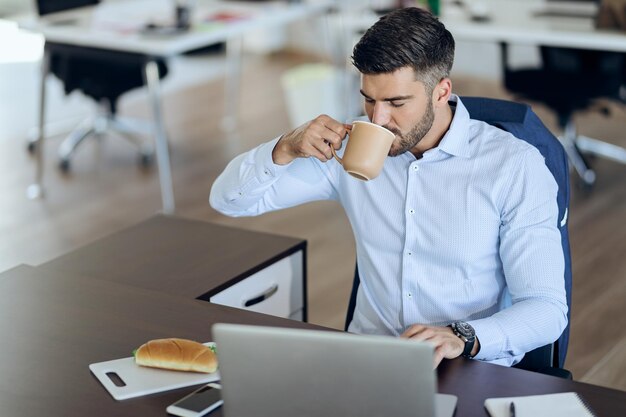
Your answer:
[28,42,169,172]
[344,97,573,379]
[501,43,626,188]
[26,0,171,172]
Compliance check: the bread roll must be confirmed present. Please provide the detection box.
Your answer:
[135,338,218,373]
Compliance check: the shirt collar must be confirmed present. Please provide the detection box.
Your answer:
[431,94,472,159]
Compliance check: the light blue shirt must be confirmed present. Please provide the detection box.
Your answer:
[210,95,568,366]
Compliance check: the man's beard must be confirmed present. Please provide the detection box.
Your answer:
[385,99,435,157]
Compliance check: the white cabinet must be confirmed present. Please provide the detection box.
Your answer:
[209,250,304,321]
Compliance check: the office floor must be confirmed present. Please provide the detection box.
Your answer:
[1,50,625,391]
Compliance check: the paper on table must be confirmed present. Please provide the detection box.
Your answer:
[92,0,173,32]
[484,392,595,417]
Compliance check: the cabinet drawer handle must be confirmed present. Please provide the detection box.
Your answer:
[243,283,279,307]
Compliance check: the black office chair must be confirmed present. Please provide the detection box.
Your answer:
[39,43,169,171]
[27,0,170,172]
[501,43,626,188]
[344,97,573,379]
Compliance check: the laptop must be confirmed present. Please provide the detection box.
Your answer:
[212,324,457,417]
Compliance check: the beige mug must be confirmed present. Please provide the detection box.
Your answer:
[331,121,395,181]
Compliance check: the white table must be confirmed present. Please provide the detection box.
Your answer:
[19,0,333,214]
[342,0,626,52]
[440,0,626,52]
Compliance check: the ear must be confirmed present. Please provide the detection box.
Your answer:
[432,78,452,107]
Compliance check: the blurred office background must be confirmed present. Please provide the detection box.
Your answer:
[1,0,624,391]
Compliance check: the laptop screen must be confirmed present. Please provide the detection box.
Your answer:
[36,0,100,16]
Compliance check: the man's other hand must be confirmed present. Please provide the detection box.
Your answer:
[400,324,465,368]
[272,115,351,165]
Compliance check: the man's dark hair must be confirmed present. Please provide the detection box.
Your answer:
[352,7,455,93]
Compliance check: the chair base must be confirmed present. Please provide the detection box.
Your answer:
[576,135,626,165]
[558,119,596,187]
[57,111,155,172]
[558,118,626,188]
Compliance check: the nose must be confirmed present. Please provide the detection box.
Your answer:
[371,102,391,127]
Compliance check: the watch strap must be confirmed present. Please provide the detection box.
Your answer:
[450,322,476,358]
[461,336,474,357]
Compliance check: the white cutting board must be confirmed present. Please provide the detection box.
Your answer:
[89,342,220,400]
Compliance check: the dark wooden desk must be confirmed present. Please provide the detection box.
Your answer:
[0,265,323,417]
[3,266,626,417]
[438,358,626,417]
[41,215,306,301]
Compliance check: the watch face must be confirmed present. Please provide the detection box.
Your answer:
[455,322,475,338]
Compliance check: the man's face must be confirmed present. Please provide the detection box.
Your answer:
[360,67,435,157]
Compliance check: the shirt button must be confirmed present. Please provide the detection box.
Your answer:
[407,251,412,256]
[407,293,412,298]
[413,165,419,171]
[408,209,415,214]
[264,169,270,175]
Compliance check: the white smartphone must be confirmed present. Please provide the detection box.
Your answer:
[166,383,223,417]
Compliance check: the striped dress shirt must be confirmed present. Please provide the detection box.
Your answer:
[210,95,568,366]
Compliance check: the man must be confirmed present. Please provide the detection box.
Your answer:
[210,7,567,367]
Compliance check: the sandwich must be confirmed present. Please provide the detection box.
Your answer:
[134,338,218,373]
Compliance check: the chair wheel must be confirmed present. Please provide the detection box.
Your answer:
[575,175,595,193]
[59,159,71,173]
[139,152,153,168]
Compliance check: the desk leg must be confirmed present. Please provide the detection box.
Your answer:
[27,47,50,200]
[221,36,243,133]
[143,60,175,214]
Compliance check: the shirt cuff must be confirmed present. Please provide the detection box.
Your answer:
[467,318,505,361]
[253,137,290,182]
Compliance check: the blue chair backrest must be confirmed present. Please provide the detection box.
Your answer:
[462,97,571,368]
[345,97,572,369]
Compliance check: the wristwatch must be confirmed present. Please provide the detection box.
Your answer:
[450,321,477,358]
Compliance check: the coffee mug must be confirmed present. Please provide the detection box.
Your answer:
[330,121,395,181]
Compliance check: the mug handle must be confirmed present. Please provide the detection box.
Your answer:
[330,145,342,166]
[329,123,352,165]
